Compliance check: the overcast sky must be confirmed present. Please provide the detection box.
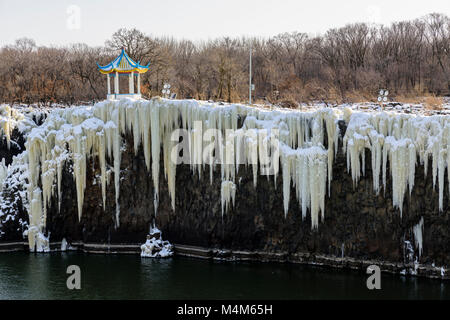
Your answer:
[0,0,449,47]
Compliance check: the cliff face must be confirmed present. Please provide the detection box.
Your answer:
[0,128,28,242]
[37,122,450,267]
[1,100,450,277]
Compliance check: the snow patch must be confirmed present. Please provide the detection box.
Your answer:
[140,226,173,258]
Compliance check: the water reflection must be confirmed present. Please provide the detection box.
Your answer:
[0,252,448,300]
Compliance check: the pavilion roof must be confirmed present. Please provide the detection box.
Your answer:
[97,48,149,74]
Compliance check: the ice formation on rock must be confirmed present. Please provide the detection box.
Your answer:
[26,187,51,252]
[21,97,340,248]
[0,159,7,188]
[413,217,424,258]
[0,104,60,244]
[344,110,450,215]
[0,152,30,241]
[0,105,24,150]
[221,180,236,216]
[2,99,450,252]
[0,104,43,149]
[61,238,68,251]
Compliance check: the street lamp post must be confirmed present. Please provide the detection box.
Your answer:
[237,42,254,105]
[249,44,252,105]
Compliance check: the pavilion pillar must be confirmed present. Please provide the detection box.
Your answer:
[114,71,119,94]
[137,73,141,95]
[129,73,134,94]
[107,74,111,95]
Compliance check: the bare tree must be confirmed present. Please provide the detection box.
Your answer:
[0,14,449,105]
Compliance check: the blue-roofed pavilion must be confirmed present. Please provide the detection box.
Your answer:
[97,48,149,100]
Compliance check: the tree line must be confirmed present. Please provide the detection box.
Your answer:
[0,13,448,106]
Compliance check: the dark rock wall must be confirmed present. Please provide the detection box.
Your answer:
[0,128,28,241]
[0,128,26,165]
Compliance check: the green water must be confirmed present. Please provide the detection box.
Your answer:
[0,252,448,300]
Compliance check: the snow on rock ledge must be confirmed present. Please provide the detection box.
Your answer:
[140,227,173,258]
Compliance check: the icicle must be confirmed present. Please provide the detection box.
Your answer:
[0,159,8,189]
[386,137,412,217]
[318,153,327,222]
[324,110,338,195]
[163,131,177,211]
[258,129,269,177]
[438,148,446,211]
[247,129,258,187]
[204,125,217,185]
[28,188,43,251]
[299,152,310,220]
[193,120,203,179]
[150,102,160,214]
[221,180,236,217]
[382,139,388,194]
[41,163,55,223]
[235,129,244,175]
[413,217,424,258]
[97,131,107,209]
[111,109,122,227]
[308,147,327,229]
[132,104,141,154]
[369,130,384,194]
[271,129,280,187]
[69,124,88,222]
[140,102,151,171]
[408,143,416,195]
[281,151,292,218]
[430,136,440,190]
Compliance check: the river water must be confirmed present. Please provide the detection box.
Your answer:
[0,252,448,299]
